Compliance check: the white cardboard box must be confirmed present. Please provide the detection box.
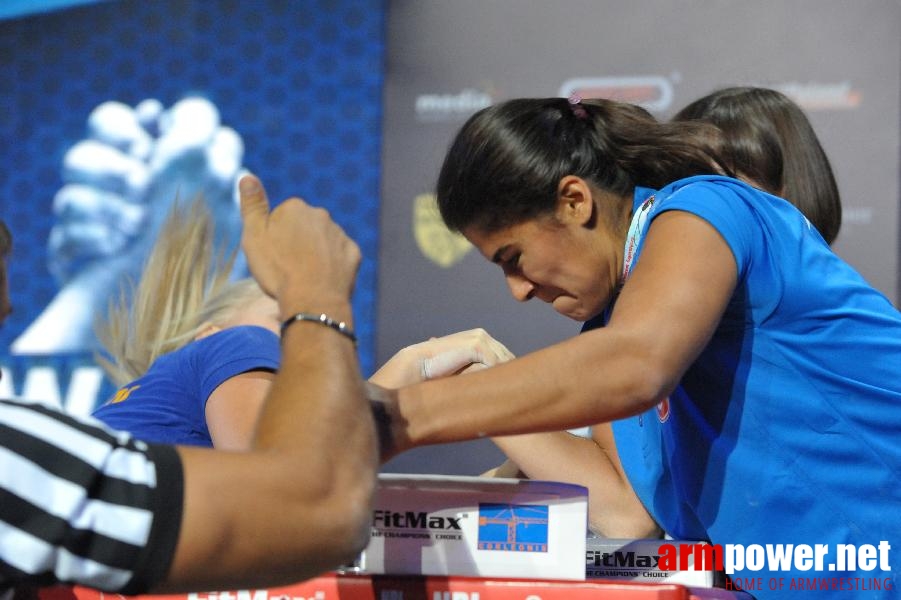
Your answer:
[585,537,722,587]
[355,474,588,581]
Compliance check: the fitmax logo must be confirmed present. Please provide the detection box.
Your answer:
[588,550,660,568]
[373,510,463,530]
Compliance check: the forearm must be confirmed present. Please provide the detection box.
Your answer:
[393,329,668,452]
[368,343,421,388]
[493,430,660,538]
[257,303,374,501]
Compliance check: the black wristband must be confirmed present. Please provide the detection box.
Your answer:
[280,312,357,346]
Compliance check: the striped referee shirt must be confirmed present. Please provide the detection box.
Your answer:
[0,398,183,594]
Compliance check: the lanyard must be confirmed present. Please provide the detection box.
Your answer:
[620,195,656,284]
[620,193,666,428]
[594,193,657,330]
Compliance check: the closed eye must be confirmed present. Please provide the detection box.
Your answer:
[500,253,521,274]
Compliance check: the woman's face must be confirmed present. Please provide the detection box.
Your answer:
[463,194,626,322]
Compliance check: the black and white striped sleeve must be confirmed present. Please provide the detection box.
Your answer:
[0,398,184,594]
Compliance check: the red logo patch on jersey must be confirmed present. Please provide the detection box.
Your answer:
[656,397,670,423]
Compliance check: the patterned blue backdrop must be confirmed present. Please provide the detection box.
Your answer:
[0,0,385,412]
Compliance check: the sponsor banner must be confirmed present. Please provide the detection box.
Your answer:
[559,76,675,113]
[415,89,495,123]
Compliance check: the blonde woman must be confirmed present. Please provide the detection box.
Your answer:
[92,197,513,450]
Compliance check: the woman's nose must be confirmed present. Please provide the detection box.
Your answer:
[506,273,534,302]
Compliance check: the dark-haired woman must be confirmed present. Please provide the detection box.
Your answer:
[488,87,848,539]
[377,96,900,598]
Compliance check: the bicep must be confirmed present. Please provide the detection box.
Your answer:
[608,209,737,388]
[205,370,275,451]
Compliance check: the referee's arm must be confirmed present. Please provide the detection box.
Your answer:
[157,175,377,592]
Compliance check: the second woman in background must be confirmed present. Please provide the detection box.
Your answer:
[673,86,841,244]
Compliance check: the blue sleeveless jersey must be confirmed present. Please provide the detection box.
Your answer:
[585,176,901,596]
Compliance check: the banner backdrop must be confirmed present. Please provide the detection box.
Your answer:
[0,0,385,413]
[377,0,901,474]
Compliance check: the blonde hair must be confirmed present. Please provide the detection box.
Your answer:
[96,197,266,386]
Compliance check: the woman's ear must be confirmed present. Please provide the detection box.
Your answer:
[556,175,595,226]
[193,322,222,341]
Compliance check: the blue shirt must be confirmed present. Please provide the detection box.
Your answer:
[585,176,901,596]
[93,325,281,447]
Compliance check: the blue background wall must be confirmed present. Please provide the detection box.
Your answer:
[0,0,386,410]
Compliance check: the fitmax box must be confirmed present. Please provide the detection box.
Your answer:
[353,474,588,581]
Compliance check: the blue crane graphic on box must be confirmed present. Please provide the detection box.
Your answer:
[477,503,549,552]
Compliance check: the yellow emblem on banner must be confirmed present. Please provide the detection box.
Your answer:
[413,193,472,268]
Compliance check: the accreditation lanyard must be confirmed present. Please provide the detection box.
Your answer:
[590,193,658,330]
[621,195,656,284]
[622,194,658,429]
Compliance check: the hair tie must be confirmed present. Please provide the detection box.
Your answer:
[568,93,589,120]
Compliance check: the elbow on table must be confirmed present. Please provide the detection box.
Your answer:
[303,472,377,568]
[248,450,378,575]
[589,507,663,540]
[333,488,376,563]
[285,472,383,584]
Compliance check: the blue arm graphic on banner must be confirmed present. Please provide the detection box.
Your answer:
[12,96,247,355]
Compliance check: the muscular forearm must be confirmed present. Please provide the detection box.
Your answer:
[492,430,660,538]
[392,328,668,453]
